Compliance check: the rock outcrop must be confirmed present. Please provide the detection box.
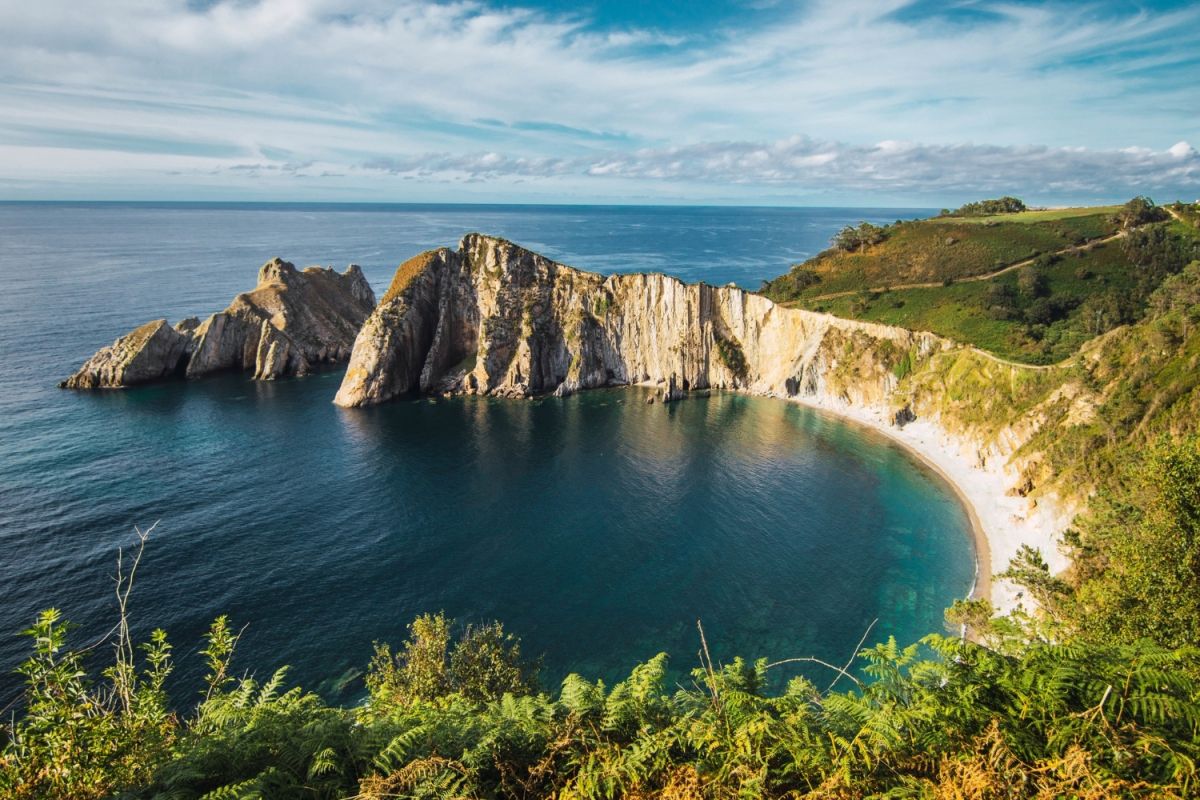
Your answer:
[63,259,376,389]
[334,234,945,408]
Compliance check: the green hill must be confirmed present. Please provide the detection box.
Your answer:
[762,206,1118,300]
[763,199,1198,364]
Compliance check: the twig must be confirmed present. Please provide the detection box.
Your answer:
[696,619,720,705]
[762,656,864,690]
[764,618,878,693]
[112,522,157,714]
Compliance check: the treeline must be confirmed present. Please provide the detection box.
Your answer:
[941,196,1027,217]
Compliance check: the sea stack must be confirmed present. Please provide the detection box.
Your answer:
[62,259,376,389]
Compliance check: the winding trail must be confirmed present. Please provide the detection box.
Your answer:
[801,229,1127,303]
[963,346,1067,371]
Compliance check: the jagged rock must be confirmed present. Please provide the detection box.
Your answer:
[892,404,916,427]
[660,373,684,403]
[63,258,376,389]
[60,319,192,389]
[335,234,944,408]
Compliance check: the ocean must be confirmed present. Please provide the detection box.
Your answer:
[0,202,973,705]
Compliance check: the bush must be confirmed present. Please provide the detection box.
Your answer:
[1017,265,1049,299]
[366,612,538,709]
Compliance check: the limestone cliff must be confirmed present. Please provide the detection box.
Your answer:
[63,259,376,389]
[334,234,945,409]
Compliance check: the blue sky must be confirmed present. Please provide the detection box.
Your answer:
[0,0,1197,206]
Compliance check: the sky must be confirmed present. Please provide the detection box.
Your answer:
[0,0,1197,206]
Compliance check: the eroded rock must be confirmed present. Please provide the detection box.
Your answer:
[63,258,376,389]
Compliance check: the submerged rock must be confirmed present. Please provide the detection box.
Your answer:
[334,233,943,408]
[63,258,376,389]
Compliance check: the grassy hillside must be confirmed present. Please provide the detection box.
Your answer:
[761,209,1117,299]
[932,205,1121,224]
[809,240,1134,364]
[764,199,1199,365]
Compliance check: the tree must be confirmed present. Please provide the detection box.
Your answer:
[833,221,887,253]
[1112,195,1168,229]
[948,196,1027,216]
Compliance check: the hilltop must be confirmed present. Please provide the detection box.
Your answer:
[762,197,1199,364]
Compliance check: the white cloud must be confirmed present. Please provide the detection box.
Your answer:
[0,0,1197,201]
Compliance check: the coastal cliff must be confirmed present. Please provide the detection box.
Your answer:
[63,258,376,388]
[335,234,943,408]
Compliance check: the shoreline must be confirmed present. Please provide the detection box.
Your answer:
[772,392,1070,615]
[625,379,1070,613]
[787,396,991,604]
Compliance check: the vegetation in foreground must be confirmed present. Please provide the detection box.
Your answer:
[3,571,1200,799]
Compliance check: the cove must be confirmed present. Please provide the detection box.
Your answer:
[1,370,974,704]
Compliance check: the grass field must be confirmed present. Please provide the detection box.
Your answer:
[795,240,1136,365]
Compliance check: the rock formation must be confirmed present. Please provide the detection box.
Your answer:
[334,234,944,409]
[63,259,376,389]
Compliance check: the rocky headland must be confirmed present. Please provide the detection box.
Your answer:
[62,258,376,388]
[334,234,1080,611]
[61,234,1095,611]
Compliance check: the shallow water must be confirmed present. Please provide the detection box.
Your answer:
[0,202,971,705]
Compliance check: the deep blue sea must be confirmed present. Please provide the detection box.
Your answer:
[0,202,972,707]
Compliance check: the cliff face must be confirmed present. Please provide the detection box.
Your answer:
[334,234,944,409]
[63,259,376,389]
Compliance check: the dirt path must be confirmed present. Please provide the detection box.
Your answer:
[963,345,1067,371]
[802,229,1127,303]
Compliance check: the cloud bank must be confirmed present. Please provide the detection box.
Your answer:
[361,137,1200,195]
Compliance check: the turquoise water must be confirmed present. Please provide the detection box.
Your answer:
[0,202,971,705]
